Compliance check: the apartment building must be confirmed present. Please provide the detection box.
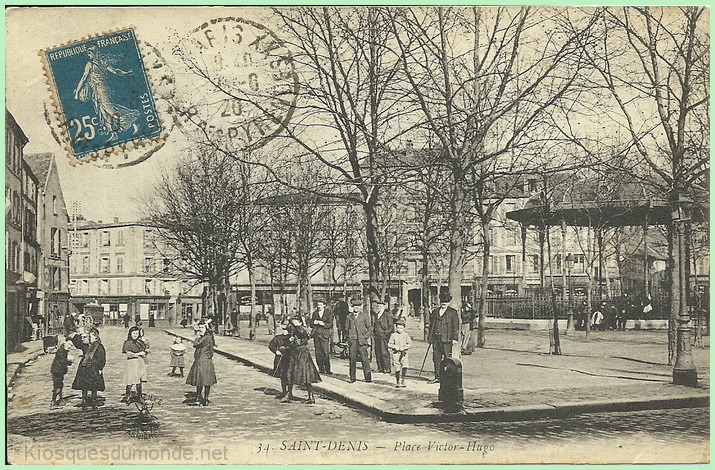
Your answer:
[68,220,204,326]
[5,110,39,351]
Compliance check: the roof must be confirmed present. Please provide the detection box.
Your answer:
[5,109,28,145]
[24,153,54,188]
[77,220,156,230]
[506,198,673,227]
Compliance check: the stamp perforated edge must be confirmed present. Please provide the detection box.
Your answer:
[39,26,171,167]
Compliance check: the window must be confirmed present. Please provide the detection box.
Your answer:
[116,256,124,273]
[100,255,110,273]
[50,228,59,256]
[52,195,58,215]
[81,279,89,294]
[163,258,171,273]
[574,254,586,272]
[531,254,539,272]
[81,232,89,248]
[488,255,497,274]
[144,229,154,248]
[505,255,516,273]
[145,279,153,294]
[82,255,90,273]
[116,279,123,294]
[116,230,124,246]
[144,257,154,273]
[555,254,562,271]
[99,279,109,295]
[100,230,110,247]
[51,267,61,291]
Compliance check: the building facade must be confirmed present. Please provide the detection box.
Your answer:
[68,220,204,326]
[25,152,71,336]
[5,110,39,351]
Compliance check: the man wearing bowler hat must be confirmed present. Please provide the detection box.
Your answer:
[372,300,393,374]
[346,298,372,383]
[428,293,460,383]
[310,300,333,374]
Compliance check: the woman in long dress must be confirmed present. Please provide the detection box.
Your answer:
[284,316,321,404]
[73,45,139,142]
[121,326,147,403]
[71,327,106,410]
[185,321,217,406]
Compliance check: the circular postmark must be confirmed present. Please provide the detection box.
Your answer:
[171,17,299,152]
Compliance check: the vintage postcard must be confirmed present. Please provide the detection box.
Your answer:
[5,6,709,465]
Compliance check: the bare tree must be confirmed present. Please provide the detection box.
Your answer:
[172,7,411,309]
[389,6,600,349]
[142,147,252,330]
[570,6,709,364]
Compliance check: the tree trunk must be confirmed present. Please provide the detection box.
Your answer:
[545,226,561,354]
[364,201,382,307]
[476,218,491,349]
[249,264,257,340]
[421,246,431,341]
[667,219,676,365]
[585,227,593,341]
[448,188,467,317]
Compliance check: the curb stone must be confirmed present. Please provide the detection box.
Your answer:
[165,330,709,423]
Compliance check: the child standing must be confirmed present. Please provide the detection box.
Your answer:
[122,326,148,403]
[169,336,187,377]
[388,320,412,388]
[50,339,74,408]
[268,324,291,399]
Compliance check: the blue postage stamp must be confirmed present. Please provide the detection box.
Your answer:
[42,29,162,160]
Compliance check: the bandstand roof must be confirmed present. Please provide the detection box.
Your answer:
[506,198,675,228]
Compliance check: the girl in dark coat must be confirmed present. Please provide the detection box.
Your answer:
[284,316,321,404]
[185,321,217,406]
[268,325,292,399]
[71,327,106,410]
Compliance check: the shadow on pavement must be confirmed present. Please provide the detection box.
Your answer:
[7,406,135,439]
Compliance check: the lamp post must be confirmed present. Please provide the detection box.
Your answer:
[565,253,574,332]
[671,193,697,387]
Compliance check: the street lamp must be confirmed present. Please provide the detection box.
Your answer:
[564,253,574,332]
[671,193,697,387]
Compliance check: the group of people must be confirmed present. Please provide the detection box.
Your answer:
[581,294,654,331]
[268,297,416,394]
[50,315,218,410]
[50,326,106,410]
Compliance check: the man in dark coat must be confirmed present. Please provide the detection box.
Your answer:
[310,300,334,374]
[428,294,460,383]
[372,300,393,374]
[346,298,372,383]
[333,298,349,343]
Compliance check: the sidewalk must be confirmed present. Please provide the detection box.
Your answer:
[6,339,47,393]
[165,320,709,423]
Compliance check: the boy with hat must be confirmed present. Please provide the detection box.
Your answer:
[388,319,411,388]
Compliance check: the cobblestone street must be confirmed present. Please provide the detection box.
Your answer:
[7,326,709,464]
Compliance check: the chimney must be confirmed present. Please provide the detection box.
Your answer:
[113,217,119,223]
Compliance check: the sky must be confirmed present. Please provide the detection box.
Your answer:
[6,6,281,222]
